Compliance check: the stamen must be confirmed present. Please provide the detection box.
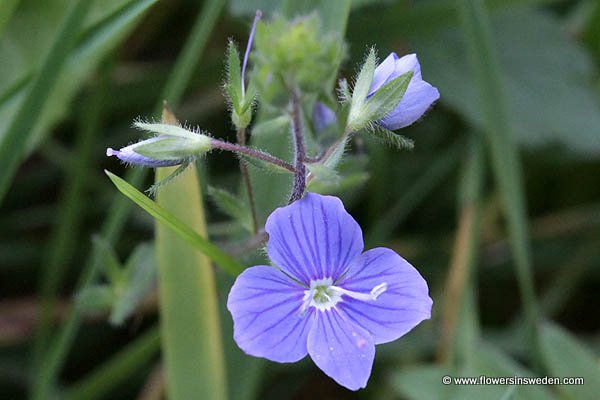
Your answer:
[299,278,388,314]
[241,10,262,97]
[370,283,388,299]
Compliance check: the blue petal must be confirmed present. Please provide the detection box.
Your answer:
[393,53,421,80]
[227,266,312,362]
[106,137,184,167]
[337,248,432,344]
[265,193,364,284]
[313,102,337,133]
[307,309,375,391]
[369,52,398,96]
[378,78,440,130]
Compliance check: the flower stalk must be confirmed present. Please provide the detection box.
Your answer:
[289,91,307,202]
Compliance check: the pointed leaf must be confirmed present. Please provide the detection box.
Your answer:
[207,186,253,233]
[540,322,600,399]
[369,126,415,150]
[225,40,243,113]
[363,70,413,121]
[75,285,115,314]
[350,47,376,111]
[105,170,244,276]
[109,243,156,326]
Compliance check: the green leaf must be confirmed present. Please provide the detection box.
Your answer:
[308,171,368,194]
[105,170,244,276]
[0,0,92,205]
[347,47,376,130]
[109,243,156,326]
[369,126,415,151]
[155,164,227,400]
[459,343,556,400]
[74,285,114,314]
[457,0,540,367]
[208,186,253,233]
[363,70,413,122]
[0,0,19,37]
[91,236,125,284]
[251,115,290,138]
[390,365,452,400]
[305,162,339,186]
[225,40,243,113]
[417,8,600,157]
[540,322,600,399]
[0,0,159,205]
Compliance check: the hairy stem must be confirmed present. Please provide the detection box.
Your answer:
[236,128,258,233]
[289,92,307,203]
[210,139,295,173]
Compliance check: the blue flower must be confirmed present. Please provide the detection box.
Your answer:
[369,53,440,130]
[227,193,432,390]
[312,102,337,133]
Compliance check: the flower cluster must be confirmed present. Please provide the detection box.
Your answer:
[227,193,432,390]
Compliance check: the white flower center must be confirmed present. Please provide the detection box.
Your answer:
[300,278,387,313]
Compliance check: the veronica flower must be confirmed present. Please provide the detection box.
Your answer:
[227,193,432,390]
[369,53,439,130]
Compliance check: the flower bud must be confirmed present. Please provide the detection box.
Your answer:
[106,134,211,167]
[368,53,439,130]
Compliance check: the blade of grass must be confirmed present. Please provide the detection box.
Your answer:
[106,170,243,276]
[33,60,110,372]
[155,163,227,400]
[0,0,92,205]
[32,2,224,398]
[0,0,19,37]
[64,327,160,400]
[456,0,541,368]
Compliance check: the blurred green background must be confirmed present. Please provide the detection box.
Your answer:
[0,0,599,399]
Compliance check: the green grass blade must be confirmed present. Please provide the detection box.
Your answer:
[33,61,109,372]
[0,0,19,37]
[0,0,92,205]
[155,165,227,400]
[64,327,161,400]
[156,0,223,115]
[106,170,244,276]
[456,0,541,367]
[32,2,224,396]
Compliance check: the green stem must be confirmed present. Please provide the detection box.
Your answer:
[456,0,541,368]
[237,127,259,233]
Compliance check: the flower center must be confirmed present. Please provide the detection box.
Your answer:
[300,278,388,314]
